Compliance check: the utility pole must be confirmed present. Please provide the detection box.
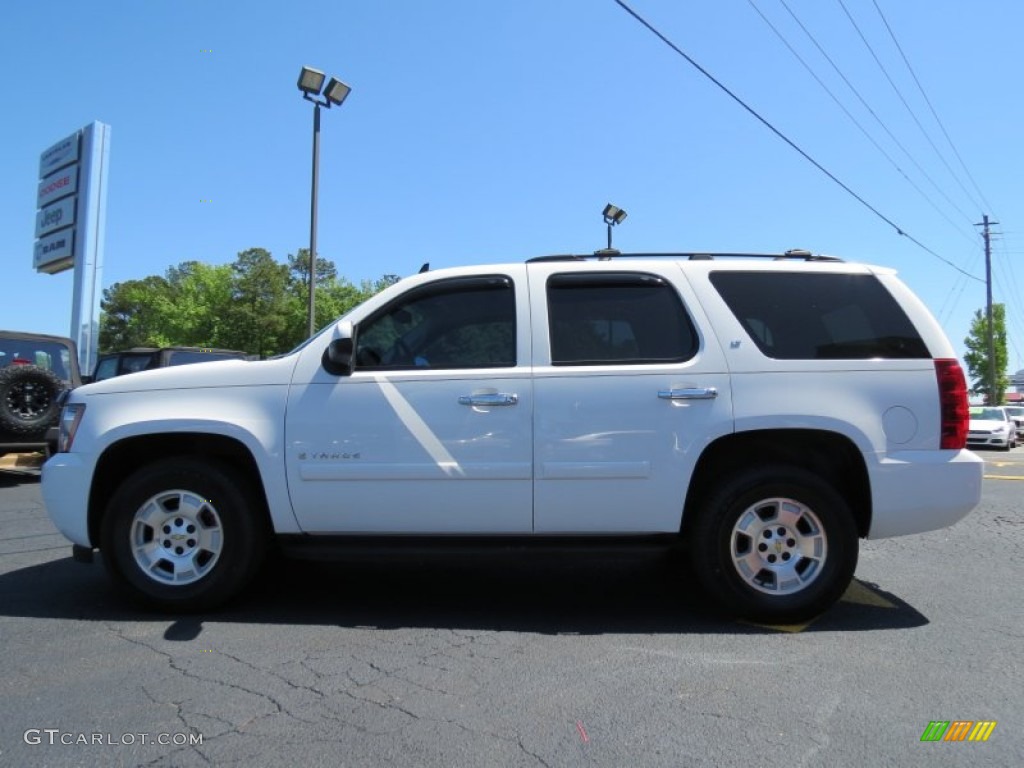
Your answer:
[976,215,999,403]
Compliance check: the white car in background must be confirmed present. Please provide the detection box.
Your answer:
[1003,405,1024,440]
[967,406,1016,450]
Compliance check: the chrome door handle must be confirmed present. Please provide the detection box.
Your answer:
[459,393,519,407]
[658,387,718,400]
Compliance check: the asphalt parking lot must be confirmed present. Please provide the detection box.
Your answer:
[0,450,1021,767]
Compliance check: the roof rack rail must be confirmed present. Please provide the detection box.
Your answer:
[526,251,842,263]
[526,254,587,263]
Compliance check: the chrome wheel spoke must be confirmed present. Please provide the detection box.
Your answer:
[730,496,828,596]
[127,488,224,586]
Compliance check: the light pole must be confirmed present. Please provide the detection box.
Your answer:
[297,66,351,338]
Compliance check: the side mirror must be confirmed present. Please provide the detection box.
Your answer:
[80,375,94,385]
[322,337,354,376]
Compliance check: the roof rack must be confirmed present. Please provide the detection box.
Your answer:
[526,250,842,264]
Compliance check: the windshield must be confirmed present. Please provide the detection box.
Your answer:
[971,408,1007,421]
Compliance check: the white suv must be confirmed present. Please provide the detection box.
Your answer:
[42,252,983,622]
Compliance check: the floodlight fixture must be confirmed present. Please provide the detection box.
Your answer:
[603,203,628,226]
[324,77,352,106]
[298,66,326,96]
[601,203,628,252]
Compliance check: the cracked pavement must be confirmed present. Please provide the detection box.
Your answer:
[1,464,1022,767]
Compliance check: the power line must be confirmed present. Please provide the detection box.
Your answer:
[610,0,982,282]
[838,0,985,216]
[776,0,976,228]
[870,0,996,216]
[746,0,978,249]
[938,254,979,327]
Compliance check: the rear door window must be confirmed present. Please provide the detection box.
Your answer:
[710,272,929,359]
[547,272,697,365]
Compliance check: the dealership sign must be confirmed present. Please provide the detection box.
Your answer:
[38,133,80,177]
[33,230,74,272]
[35,195,77,238]
[37,165,78,208]
[33,131,82,274]
[33,122,110,375]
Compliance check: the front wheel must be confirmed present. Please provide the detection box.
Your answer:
[688,466,858,624]
[101,457,269,611]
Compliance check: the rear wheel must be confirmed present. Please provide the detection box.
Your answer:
[688,465,858,624]
[101,457,268,611]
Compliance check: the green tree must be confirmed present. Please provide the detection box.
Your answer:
[284,249,358,342]
[223,248,293,358]
[163,261,234,346]
[964,304,1009,404]
[99,263,236,352]
[99,275,175,350]
[287,248,338,292]
[99,247,400,358]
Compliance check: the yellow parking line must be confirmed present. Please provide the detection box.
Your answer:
[984,474,1024,481]
[840,579,896,609]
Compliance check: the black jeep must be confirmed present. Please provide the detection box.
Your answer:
[0,331,81,457]
[90,346,250,382]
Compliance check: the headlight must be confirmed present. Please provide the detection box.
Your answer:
[58,403,86,453]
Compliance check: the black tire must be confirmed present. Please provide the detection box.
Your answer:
[0,365,63,435]
[688,465,859,624]
[100,457,269,611]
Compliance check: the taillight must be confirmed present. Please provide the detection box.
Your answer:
[935,359,968,449]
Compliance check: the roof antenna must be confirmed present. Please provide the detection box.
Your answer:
[596,203,627,259]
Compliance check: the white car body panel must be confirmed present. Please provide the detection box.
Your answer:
[527,261,733,532]
[42,355,304,540]
[284,265,533,533]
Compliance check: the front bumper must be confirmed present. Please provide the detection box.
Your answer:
[40,452,94,547]
[966,433,1012,448]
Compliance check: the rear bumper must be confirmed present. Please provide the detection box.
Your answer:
[868,449,983,539]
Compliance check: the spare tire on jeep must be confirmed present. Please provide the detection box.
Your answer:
[0,365,64,435]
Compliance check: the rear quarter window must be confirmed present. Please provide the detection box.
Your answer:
[710,272,929,359]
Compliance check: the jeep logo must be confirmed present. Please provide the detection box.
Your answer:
[40,208,63,227]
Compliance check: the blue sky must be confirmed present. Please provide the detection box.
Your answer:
[2,1,1022,371]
